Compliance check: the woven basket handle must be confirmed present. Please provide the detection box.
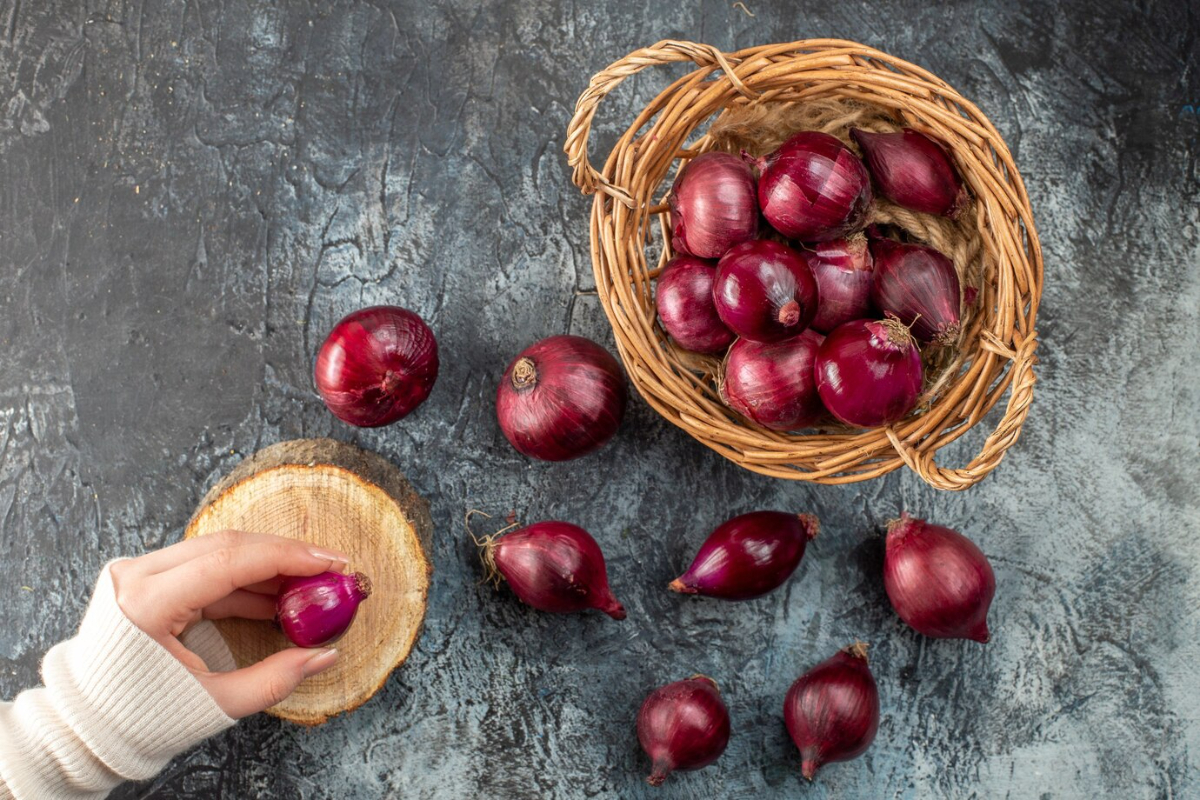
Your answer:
[888,334,1038,490]
[564,40,754,208]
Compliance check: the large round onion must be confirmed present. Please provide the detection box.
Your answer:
[496,335,627,461]
[721,330,826,431]
[314,306,439,427]
[713,240,819,342]
[668,152,759,259]
[655,255,734,354]
[755,132,873,242]
[814,318,922,427]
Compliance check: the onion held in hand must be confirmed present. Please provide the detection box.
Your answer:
[315,306,439,427]
[884,513,995,642]
[784,643,879,781]
[870,239,962,346]
[637,675,731,786]
[753,132,873,242]
[807,237,875,334]
[496,335,627,461]
[277,571,372,648]
[721,330,826,431]
[669,152,759,259]
[670,511,819,600]
[815,318,923,427]
[478,521,626,619]
[656,256,735,354]
[850,128,967,217]
[713,240,819,342]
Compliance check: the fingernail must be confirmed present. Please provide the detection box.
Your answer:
[302,648,339,678]
[308,547,350,565]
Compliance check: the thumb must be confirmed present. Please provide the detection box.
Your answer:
[201,647,339,719]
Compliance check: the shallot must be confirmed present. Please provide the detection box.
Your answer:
[637,675,731,786]
[277,571,372,648]
[870,239,962,346]
[670,511,819,600]
[883,513,995,642]
[851,128,967,217]
[477,520,626,619]
[784,643,879,780]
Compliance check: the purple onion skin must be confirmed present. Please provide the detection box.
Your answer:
[755,132,873,242]
[808,237,875,334]
[277,571,372,648]
[669,152,759,259]
[314,306,439,427]
[784,644,879,781]
[656,256,736,354]
[638,676,731,786]
[670,511,819,600]
[884,513,995,642]
[721,330,826,431]
[485,521,626,619]
[713,240,819,342]
[851,128,967,218]
[815,318,923,427]
[496,335,627,461]
[870,239,962,346]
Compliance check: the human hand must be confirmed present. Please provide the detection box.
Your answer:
[108,531,348,718]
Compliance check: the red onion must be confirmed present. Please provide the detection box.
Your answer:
[276,571,372,648]
[314,306,439,427]
[720,331,825,431]
[655,255,735,354]
[870,239,962,346]
[668,152,759,259]
[713,240,819,342]
[883,513,995,642]
[753,132,873,242]
[814,318,923,427]
[478,521,626,619]
[670,511,819,600]
[807,237,875,334]
[496,335,627,461]
[784,643,879,781]
[637,675,731,786]
[850,128,967,218]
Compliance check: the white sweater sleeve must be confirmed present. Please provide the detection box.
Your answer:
[0,564,235,799]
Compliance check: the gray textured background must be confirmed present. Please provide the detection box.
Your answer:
[0,1,1196,798]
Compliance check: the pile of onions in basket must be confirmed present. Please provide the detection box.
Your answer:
[657,127,975,431]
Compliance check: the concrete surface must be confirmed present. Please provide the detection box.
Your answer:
[0,1,1197,798]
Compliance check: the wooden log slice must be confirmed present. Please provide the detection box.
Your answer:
[185,438,432,725]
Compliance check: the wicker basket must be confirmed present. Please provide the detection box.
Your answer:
[564,39,1042,490]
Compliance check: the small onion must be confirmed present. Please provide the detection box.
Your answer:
[668,152,759,259]
[713,240,819,342]
[807,236,875,334]
[870,239,962,346]
[850,128,967,217]
[784,643,880,781]
[754,132,873,242]
[814,318,923,427]
[637,675,731,786]
[314,306,439,427]
[276,571,372,648]
[478,520,626,619]
[496,335,627,461]
[670,511,819,600]
[655,255,735,354]
[884,513,996,642]
[721,330,826,431]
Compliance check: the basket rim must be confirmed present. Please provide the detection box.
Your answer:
[565,39,1042,490]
